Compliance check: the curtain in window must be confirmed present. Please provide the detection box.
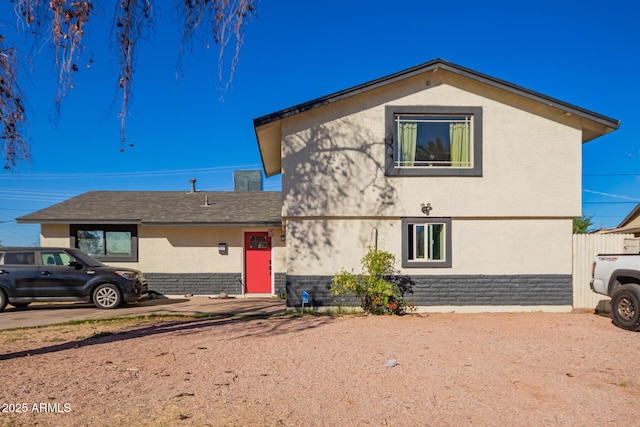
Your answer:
[398,122,417,166]
[105,231,132,255]
[77,230,104,256]
[449,122,470,167]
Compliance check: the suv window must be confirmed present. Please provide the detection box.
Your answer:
[40,250,76,266]
[0,251,36,265]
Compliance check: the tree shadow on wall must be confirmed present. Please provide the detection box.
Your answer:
[283,119,399,263]
[389,274,416,297]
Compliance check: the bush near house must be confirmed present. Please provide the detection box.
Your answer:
[331,247,414,315]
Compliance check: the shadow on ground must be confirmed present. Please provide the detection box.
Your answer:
[0,313,337,361]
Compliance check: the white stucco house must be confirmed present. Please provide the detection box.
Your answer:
[253,59,619,312]
[17,173,287,297]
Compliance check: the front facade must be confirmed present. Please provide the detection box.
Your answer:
[254,59,619,311]
[17,188,286,297]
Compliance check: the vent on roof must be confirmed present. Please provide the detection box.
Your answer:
[234,170,262,191]
[189,178,197,193]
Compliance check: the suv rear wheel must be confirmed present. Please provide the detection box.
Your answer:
[92,283,122,309]
[611,284,640,331]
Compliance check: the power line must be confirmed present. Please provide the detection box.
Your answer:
[0,164,265,180]
[0,207,36,212]
[0,189,76,196]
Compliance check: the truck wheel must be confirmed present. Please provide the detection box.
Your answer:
[92,283,122,309]
[0,290,7,312]
[611,284,640,331]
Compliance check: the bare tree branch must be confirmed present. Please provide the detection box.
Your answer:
[3,0,257,168]
[112,0,152,148]
[178,0,255,91]
[0,35,29,169]
[17,0,93,121]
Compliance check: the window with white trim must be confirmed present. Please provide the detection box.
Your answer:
[386,106,482,177]
[401,218,451,268]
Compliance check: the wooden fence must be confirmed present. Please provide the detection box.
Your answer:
[572,233,638,310]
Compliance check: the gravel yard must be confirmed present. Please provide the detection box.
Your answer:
[1,311,639,426]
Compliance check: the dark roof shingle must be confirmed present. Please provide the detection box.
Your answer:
[17,191,282,226]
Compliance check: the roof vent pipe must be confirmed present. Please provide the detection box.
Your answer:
[189,178,196,193]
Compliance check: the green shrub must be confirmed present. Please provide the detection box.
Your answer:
[331,247,414,315]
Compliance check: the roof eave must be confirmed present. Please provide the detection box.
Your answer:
[618,203,640,228]
[142,221,282,227]
[253,119,282,177]
[253,59,620,131]
[252,59,620,174]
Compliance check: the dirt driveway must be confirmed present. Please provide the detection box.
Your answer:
[0,297,286,330]
[1,311,639,426]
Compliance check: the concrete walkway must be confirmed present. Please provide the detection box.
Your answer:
[0,296,287,330]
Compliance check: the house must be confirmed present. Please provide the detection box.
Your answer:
[596,204,640,237]
[253,59,619,312]
[17,173,286,297]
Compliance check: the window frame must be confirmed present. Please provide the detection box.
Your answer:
[385,106,483,177]
[401,217,452,268]
[70,224,138,262]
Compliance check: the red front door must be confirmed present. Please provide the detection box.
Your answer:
[244,232,272,293]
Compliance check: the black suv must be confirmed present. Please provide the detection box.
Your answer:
[0,247,147,312]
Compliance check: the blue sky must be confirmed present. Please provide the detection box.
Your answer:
[1,0,638,245]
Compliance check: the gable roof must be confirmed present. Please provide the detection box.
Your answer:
[17,191,282,226]
[617,203,640,229]
[254,58,620,177]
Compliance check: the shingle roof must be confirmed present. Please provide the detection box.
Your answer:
[17,191,282,226]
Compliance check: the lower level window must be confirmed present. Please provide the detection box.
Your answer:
[402,218,451,268]
[71,224,138,262]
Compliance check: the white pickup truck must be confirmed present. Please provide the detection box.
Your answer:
[591,254,640,331]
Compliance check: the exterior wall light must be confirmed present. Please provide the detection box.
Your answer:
[421,203,433,216]
[218,243,227,255]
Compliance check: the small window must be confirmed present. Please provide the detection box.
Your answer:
[386,106,482,177]
[71,224,138,262]
[250,235,268,249]
[401,218,452,268]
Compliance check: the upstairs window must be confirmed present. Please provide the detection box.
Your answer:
[396,115,472,167]
[386,106,482,177]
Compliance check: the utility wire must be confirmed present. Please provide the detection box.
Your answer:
[0,164,264,180]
